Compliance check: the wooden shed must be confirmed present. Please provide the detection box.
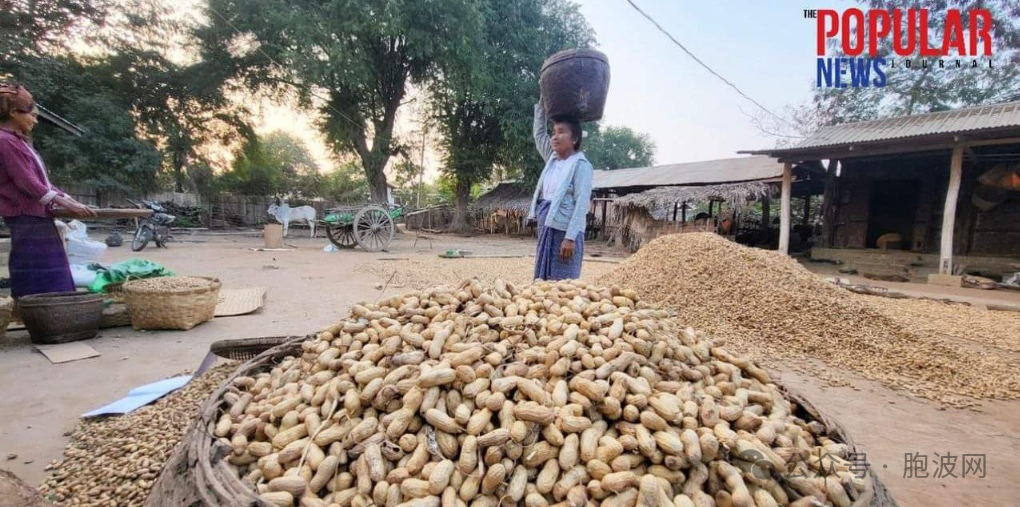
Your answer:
[592,157,823,251]
[742,101,1020,279]
[473,181,534,235]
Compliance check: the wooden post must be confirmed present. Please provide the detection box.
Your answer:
[601,200,608,240]
[779,162,793,254]
[673,202,678,222]
[939,146,965,274]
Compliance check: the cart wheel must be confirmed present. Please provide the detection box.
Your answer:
[354,206,394,252]
[326,223,357,249]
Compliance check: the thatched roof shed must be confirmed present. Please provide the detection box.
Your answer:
[474,181,533,214]
[613,180,775,216]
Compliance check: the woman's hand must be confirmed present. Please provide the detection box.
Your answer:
[53,195,96,218]
[559,239,576,260]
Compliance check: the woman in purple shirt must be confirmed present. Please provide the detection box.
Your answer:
[0,83,94,299]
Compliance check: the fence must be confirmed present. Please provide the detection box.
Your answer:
[61,187,352,229]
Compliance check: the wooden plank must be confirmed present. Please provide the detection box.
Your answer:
[52,208,153,220]
[779,162,793,254]
[939,146,964,274]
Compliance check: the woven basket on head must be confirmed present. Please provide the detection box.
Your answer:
[123,276,221,331]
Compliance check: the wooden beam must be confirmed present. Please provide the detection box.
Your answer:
[771,134,1020,163]
[939,146,964,274]
[779,162,793,254]
[964,136,1020,148]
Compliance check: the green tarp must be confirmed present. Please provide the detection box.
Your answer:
[87,258,175,293]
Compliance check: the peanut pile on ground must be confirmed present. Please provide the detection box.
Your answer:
[219,279,866,507]
[596,233,1020,408]
[38,363,236,507]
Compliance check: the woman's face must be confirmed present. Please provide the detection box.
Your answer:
[9,105,38,135]
[551,122,576,158]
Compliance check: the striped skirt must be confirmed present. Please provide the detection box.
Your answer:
[533,200,584,281]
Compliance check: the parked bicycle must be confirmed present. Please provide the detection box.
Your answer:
[126,199,175,251]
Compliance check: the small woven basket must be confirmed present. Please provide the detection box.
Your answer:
[100,302,132,328]
[123,276,221,331]
[0,296,13,340]
[103,282,127,303]
[209,335,302,361]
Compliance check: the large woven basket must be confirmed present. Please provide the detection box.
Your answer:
[123,276,221,331]
[146,338,898,507]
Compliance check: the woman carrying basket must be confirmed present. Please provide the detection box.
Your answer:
[526,100,594,281]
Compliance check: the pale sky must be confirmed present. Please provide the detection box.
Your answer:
[172,0,862,179]
[572,0,856,164]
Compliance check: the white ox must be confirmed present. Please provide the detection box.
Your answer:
[267,202,317,238]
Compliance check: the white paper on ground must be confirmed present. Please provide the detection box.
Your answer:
[82,375,192,417]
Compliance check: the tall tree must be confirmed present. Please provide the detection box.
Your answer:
[219,131,318,197]
[20,56,164,193]
[429,0,596,232]
[1,0,166,193]
[99,0,255,192]
[754,0,1020,142]
[196,0,483,204]
[0,0,107,71]
[583,124,656,170]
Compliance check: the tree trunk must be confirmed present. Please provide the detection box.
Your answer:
[448,175,474,234]
[365,159,389,205]
[173,151,187,193]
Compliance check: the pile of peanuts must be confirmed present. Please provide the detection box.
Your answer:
[217,278,865,507]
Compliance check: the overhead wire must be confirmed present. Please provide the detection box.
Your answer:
[623,0,797,129]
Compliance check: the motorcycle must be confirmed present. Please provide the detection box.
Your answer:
[126,199,175,252]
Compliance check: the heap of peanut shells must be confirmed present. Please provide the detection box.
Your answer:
[216,279,867,507]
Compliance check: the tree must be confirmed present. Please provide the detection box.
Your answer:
[753,0,1020,142]
[219,132,320,197]
[0,0,106,71]
[196,0,483,204]
[98,0,255,192]
[320,162,370,205]
[583,124,656,170]
[428,0,596,232]
[23,56,165,193]
[3,0,254,193]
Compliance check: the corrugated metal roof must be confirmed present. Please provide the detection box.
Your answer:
[593,156,783,190]
[743,101,1020,156]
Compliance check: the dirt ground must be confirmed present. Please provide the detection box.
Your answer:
[1,229,1017,506]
